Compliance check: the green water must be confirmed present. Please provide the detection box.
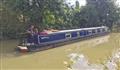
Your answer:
[1,40,18,55]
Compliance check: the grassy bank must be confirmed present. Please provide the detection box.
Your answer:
[1,33,120,70]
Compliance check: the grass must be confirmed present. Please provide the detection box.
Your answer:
[1,33,120,70]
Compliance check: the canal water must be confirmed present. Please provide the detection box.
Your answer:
[1,33,120,70]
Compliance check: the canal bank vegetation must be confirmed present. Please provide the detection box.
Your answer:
[0,0,120,39]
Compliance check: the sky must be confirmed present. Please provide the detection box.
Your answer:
[65,0,87,7]
[116,0,120,6]
[65,0,120,7]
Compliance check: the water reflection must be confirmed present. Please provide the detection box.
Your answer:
[67,53,104,70]
[67,49,120,70]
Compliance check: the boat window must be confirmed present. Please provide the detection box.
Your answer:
[77,32,80,37]
[97,29,101,32]
[88,30,92,35]
[100,28,103,32]
[65,33,71,38]
[102,28,105,32]
[92,29,96,33]
[95,29,98,33]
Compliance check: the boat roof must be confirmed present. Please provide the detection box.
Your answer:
[49,26,106,35]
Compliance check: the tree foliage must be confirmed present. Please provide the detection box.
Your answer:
[86,0,120,28]
[1,0,120,39]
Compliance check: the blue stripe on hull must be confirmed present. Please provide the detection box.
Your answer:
[39,33,65,43]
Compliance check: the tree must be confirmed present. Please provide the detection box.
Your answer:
[86,0,120,28]
[1,0,67,38]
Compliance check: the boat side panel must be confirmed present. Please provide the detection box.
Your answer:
[71,31,78,37]
[28,27,107,45]
[39,33,65,43]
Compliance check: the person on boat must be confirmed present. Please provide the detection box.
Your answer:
[27,25,35,36]
[34,27,39,35]
[33,27,39,44]
[26,25,37,44]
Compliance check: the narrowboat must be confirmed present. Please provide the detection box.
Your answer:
[17,26,109,52]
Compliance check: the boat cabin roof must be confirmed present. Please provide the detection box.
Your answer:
[47,26,106,35]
